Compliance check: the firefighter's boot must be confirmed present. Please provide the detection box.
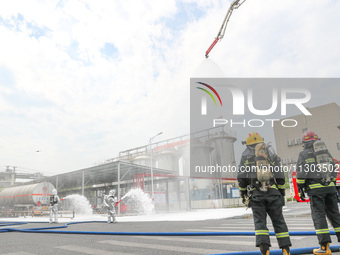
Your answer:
[259,244,270,255]
[313,242,332,254]
[282,246,290,255]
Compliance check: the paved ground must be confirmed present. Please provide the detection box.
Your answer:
[1,202,340,255]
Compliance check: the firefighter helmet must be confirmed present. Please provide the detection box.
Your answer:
[302,130,319,142]
[246,132,264,145]
[109,189,116,197]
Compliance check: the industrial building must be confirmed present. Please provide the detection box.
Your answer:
[274,102,340,166]
[42,161,185,213]
[0,126,242,214]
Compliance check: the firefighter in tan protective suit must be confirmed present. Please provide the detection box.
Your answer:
[49,189,60,223]
[103,189,117,223]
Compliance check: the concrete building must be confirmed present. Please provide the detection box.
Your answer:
[274,102,340,166]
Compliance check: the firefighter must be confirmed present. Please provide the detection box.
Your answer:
[103,189,117,223]
[336,185,340,203]
[49,189,60,223]
[238,132,291,255]
[296,130,340,254]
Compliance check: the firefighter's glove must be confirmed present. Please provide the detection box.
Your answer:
[298,187,306,202]
[240,191,248,205]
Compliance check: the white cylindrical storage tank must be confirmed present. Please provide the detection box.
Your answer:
[0,182,55,206]
[179,144,190,176]
[208,132,237,178]
[189,142,215,200]
[154,149,179,174]
[132,155,153,167]
[190,142,213,179]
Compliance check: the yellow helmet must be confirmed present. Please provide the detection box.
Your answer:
[246,132,264,145]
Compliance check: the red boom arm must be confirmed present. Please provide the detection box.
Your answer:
[205,38,219,58]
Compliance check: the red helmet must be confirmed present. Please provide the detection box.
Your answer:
[302,130,319,142]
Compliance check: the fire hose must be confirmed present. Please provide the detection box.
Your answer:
[1,221,340,254]
[210,246,340,255]
[115,198,122,207]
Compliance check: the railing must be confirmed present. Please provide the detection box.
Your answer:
[118,125,237,161]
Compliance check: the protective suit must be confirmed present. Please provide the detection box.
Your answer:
[237,132,291,255]
[49,189,60,223]
[296,130,340,254]
[103,189,117,223]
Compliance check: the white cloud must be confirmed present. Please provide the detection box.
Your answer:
[0,0,339,175]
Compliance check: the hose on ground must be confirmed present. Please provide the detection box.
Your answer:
[1,221,339,255]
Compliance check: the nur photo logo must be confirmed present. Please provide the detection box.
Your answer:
[196,82,222,115]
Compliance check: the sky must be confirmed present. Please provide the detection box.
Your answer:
[0,0,340,176]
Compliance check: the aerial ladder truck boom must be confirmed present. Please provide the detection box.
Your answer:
[205,0,247,58]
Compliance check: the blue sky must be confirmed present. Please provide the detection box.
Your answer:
[0,0,340,175]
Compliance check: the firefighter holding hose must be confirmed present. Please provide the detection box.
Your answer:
[237,132,291,255]
[103,189,117,223]
[49,188,60,223]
